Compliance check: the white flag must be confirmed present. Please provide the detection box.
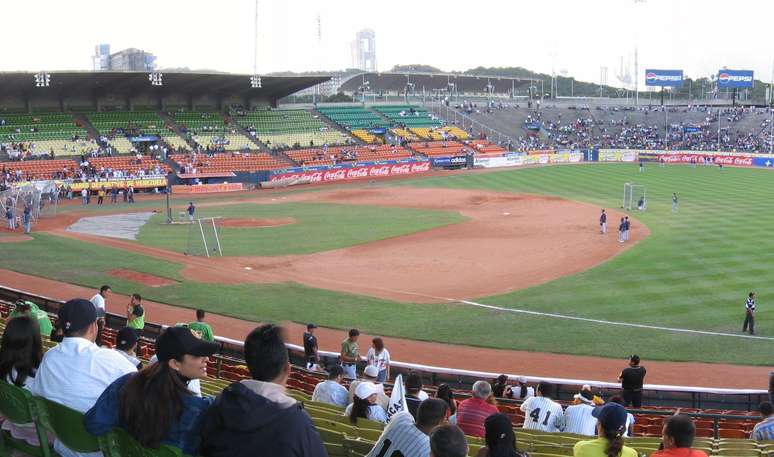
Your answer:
[386,374,409,422]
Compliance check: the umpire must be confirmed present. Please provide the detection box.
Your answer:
[619,354,646,407]
[744,292,756,335]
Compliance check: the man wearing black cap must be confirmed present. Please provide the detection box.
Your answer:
[32,298,137,457]
[200,324,326,457]
[114,327,143,370]
[303,323,319,366]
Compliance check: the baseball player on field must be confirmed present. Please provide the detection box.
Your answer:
[743,292,756,335]
[599,209,607,234]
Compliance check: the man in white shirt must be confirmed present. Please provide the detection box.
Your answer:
[520,382,565,432]
[366,399,449,457]
[32,298,137,457]
[90,285,110,346]
[311,365,348,408]
[563,387,598,436]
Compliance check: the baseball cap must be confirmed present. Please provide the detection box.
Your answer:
[155,326,219,363]
[592,402,628,432]
[116,327,139,350]
[307,323,317,330]
[355,381,378,400]
[58,298,97,334]
[364,365,379,379]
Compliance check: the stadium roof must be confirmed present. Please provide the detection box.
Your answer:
[0,71,328,100]
[339,71,537,94]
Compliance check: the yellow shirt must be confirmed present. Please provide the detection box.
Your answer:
[574,438,638,457]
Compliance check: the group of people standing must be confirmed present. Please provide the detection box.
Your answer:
[598,210,632,243]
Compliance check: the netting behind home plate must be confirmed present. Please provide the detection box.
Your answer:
[0,180,60,225]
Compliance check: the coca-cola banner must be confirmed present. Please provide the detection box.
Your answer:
[269,161,432,183]
[658,154,754,167]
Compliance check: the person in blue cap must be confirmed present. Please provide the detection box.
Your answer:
[573,402,638,457]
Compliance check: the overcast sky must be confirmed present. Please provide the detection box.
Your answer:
[2,0,773,87]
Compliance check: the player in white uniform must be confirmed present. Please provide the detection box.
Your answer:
[366,399,448,457]
[520,382,565,432]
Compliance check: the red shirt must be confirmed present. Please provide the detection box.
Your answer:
[652,448,709,457]
[456,397,499,437]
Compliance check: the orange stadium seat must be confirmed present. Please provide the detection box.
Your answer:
[284,144,413,166]
[170,152,291,172]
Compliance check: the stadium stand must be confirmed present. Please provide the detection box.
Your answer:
[0,292,770,457]
[0,158,79,181]
[232,109,351,149]
[284,144,413,166]
[169,111,255,151]
[88,155,170,177]
[408,141,472,158]
[410,125,470,140]
[372,105,443,127]
[85,110,193,153]
[0,113,92,157]
[171,151,291,173]
[317,106,390,130]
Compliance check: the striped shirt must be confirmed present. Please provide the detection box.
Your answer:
[746,297,756,312]
[366,411,429,457]
[623,413,635,437]
[520,396,565,432]
[456,397,499,437]
[752,416,774,441]
[563,403,597,436]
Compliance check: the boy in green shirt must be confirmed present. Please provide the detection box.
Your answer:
[10,300,53,337]
[188,309,214,342]
[126,293,145,334]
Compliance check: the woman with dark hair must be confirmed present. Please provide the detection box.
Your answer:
[344,381,388,424]
[366,337,391,383]
[0,316,44,445]
[573,403,637,457]
[85,327,219,455]
[436,383,458,424]
[476,413,526,457]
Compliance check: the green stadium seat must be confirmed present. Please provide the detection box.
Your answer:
[0,381,54,457]
[35,397,105,454]
[103,427,182,457]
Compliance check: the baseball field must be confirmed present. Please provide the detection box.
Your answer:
[1,162,773,367]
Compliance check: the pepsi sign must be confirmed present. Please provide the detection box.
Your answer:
[644,69,684,87]
[717,69,754,88]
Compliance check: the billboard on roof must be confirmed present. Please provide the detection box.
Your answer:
[717,69,754,88]
[644,69,684,87]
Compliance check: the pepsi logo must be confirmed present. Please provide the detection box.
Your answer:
[718,72,730,82]
[646,72,657,81]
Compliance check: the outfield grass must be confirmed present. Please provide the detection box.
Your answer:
[2,163,774,365]
[135,202,466,256]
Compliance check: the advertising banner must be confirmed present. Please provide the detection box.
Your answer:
[430,156,467,167]
[474,152,582,168]
[598,150,638,162]
[68,177,167,191]
[269,161,431,183]
[645,69,684,88]
[717,69,754,88]
[172,183,244,193]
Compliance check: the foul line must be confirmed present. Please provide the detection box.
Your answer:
[456,299,774,341]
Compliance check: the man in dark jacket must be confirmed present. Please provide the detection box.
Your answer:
[199,324,326,457]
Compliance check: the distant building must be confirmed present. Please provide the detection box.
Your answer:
[108,48,156,71]
[92,45,156,71]
[92,44,110,71]
[351,29,376,72]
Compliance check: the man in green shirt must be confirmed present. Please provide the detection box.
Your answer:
[340,328,360,379]
[188,309,215,342]
[10,300,53,337]
[126,293,145,334]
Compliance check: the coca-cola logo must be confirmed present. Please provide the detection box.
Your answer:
[346,167,370,178]
[411,162,431,172]
[323,170,347,181]
[369,166,391,177]
[391,164,412,174]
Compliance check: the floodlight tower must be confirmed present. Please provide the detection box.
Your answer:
[633,0,647,106]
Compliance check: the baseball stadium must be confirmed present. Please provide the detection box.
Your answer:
[2,2,774,457]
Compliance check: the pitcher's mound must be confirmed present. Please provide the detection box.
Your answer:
[220,217,296,228]
[108,269,179,287]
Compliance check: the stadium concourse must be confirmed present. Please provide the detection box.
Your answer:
[0,268,769,391]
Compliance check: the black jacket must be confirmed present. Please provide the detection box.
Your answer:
[200,382,327,457]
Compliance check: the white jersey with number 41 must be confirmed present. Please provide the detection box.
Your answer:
[520,396,565,432]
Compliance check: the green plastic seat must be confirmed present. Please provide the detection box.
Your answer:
[343,436,374,457]
[0,382,53,457]
[34,397,104,454]
[103,427,183,457]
